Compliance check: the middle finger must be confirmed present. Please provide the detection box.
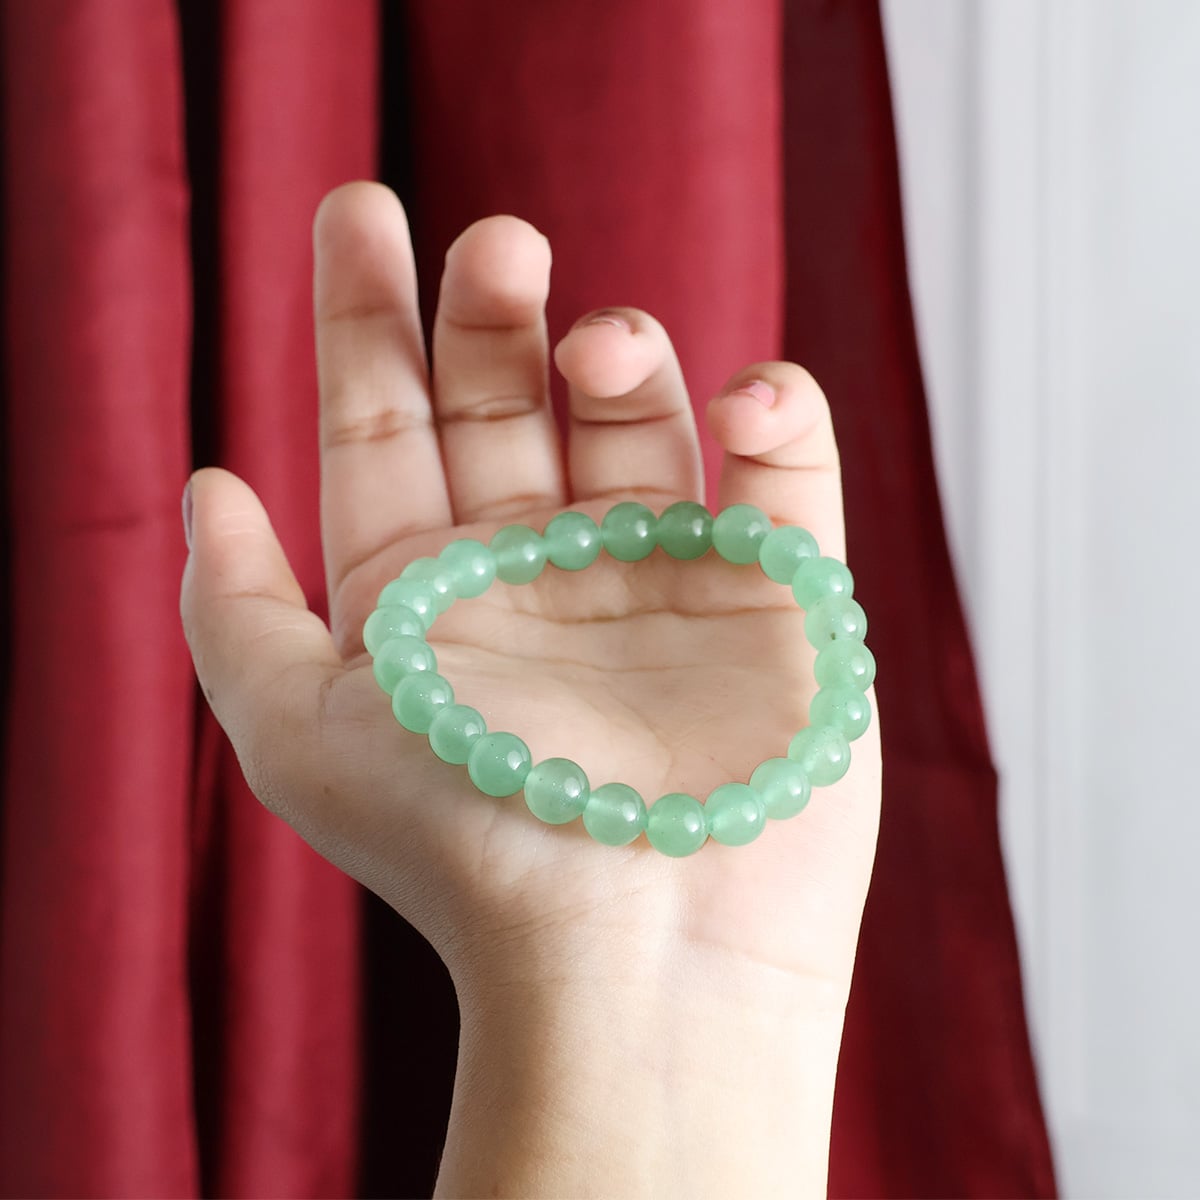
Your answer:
[431,216,566,524]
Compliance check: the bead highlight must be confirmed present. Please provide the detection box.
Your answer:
[428,704,487,765]
[705,782,767,846]
[600,502,657,562]
[656,501,713,560]
[372,634,437,694]
[525,757,590,824]
[439,538,497,598]
[647,792,708,857]
[712,504,771,565]
[490,524,547,584]
[582,782,648,846]
[468,732,533,797]
[544,512,602,571]
[392,672,454,733]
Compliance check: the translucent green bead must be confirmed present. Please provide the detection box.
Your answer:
[758,525,819,584]
[704,782,766,846]
[544,512,602,571]
[401,557,455,613]
[804,596,868,646]
[427,703,487,765]
[391,671,454,733]
[787,725,851,786]
[524,757,590,825]
[791,556,854,610]
[809,687,872,741]
[656,501,713,560]
[712,504,772,565]
[438,538,496,599]
[749,757,812,820]
[646,792,708,856]
[582,782,647,846]
[467,731,533,797]
[372,634,437,694]
[489,524,547,584]
[376,579,437,630]
[814,640,876,691]
[363,604,425,656]
[600,502,657,562]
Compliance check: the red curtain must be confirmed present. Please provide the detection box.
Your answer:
[0,1,1056,1196]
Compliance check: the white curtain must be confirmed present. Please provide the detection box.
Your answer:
[883,1,1200,1195]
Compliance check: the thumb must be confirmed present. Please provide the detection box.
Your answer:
[180,467,343,822]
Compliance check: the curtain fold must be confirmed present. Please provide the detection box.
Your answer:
[190,2,376,1195]
[0,1,1056,1196]
[403,0,785,481]
[0,2,197,1194]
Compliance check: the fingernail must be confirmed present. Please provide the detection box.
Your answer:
[583,311,631,332]
[182,479,194,551]
[729,380,776,408]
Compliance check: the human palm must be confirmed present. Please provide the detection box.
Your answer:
[183,182,879,1004]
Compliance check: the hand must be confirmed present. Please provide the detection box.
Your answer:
[181,182,880,1197]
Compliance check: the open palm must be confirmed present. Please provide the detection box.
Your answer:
[182,182,880,1003]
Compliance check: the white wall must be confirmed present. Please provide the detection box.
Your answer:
[882,1,1200,1196]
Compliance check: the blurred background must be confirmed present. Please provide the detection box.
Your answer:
[2,2,1195,1197]
[885,1,1200,1195]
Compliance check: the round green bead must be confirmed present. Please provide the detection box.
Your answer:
[656,502,713,560]
[758,525,819,584]
[600,502,657,562]
[427,704,487,765]
[712,504,772,565]
[372,634,437,694]
[749,757,812,820]
[705,782,766,846]
[544,511,602,570]
[401,557,456,613]
[467,732,533,797]
[809,686,872,741]
[376,578,437,630]
[363,604,425,656]
[582,782,648,846]
[791,556,854,610]
[438,538,496,599]
[814,640,876,691]
[646,792,708,857]
[524,757,590,825]
[787,725,851,786]
[490,524,547,584]
[391,671,454,733]
[804,596,868,646]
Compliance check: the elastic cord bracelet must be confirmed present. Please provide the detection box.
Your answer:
[364,501,874,857]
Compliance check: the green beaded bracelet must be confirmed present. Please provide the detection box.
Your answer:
[365,502,874,857]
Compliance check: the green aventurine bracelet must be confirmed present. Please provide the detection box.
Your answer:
[364,501,874,857]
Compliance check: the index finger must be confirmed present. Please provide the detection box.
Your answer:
[314,183,452,633]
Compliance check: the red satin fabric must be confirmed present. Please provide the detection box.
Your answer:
[190,4,375,1195]
[1,2,197,1193]
[0,1,1055,1196]
[403,0,784,482]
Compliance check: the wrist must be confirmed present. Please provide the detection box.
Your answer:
[435,937,846,1198]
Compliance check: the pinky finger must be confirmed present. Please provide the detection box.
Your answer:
[706,363,846,561]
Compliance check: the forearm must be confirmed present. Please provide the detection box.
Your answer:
[435,942,845,1198]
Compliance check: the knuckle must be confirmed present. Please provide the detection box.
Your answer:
[321,401,432,451]
[440,392,544,424]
